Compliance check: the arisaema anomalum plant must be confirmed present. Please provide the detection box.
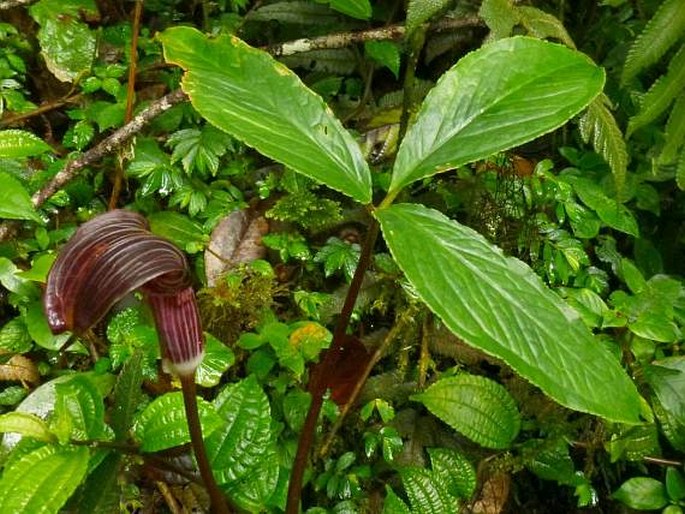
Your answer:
[44,209,230,514]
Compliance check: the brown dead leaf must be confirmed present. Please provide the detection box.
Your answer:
[469,472,511,514]
[0,354,40,386]
[204,209,269,286]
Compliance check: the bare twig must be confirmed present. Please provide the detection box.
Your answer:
[0,0,36,10]
[0,94,82,129]
[268,16,482,56]
[33,89,186,207]
[109,0,144,210]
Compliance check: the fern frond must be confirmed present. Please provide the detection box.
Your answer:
[478,0,516,41]
[621,0,685,85]
[579,94,629,192]
[676,147,685,190]
[658,91,685,166]
[627,43,685,137]
[516,6,575,48]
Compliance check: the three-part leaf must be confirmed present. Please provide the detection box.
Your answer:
[376,203,642,423]
[159,27,372,204]
[390,37,604,195]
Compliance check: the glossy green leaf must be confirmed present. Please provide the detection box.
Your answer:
[0,318,33,354]
[377,203,642,423]
[412,374,520,448]
[222,442,279,512]
[0,412,55,442]
[26,300,71,351]
[134,391,222,452]
[0,445,89,514]
[667,468,685,502]
[0,171,41,222]
[390,37,604,195]
[195,333,235,387]
[54,375,108,441]
[383,486,412,514]
[399,467,460,513]
[645,357,685,430]
[148,211,208,251]
[159,27,371,203]
[207,375,272,484]
[427,448,476,499]
[364,41,400,78]
[0,130,51,158]
[111,351,144,440]
[613,477,669,510]
[30,0,97,82]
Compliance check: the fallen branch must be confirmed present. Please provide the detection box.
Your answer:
[268,16,482,56]
[0,89,187,242]
[0,94,82,129]
[0,0,36,10]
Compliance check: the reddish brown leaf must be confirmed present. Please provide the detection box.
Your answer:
[321,335,372,406]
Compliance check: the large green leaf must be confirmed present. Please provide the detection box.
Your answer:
[389,37,604,195]
[159,27,371,204]
[29,0,98,82]
[206,375,272,484]
[0,412,55,443]
[0,444,89,514]
[0,171,42,222]
[133,391,222,452]
[412,375,520,449]
[376,203,642,422]
[53,375,109,441]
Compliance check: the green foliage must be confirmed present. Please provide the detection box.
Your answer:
[0,445,90,514]
[3,2,685,512]
[406,0,452,35]
[389,37,604,196]
[620,0,685,85]
[412,374,521,448]
[134,391,222,452]
[29,0,98,82]
[387,448,476,513]
[159,27,372,204]
[378,203,642,422]
[0,171,42,222]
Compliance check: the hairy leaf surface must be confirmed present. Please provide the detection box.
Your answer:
[377,203,642,422]
[160,27,371,203]
[390,37,604,195]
